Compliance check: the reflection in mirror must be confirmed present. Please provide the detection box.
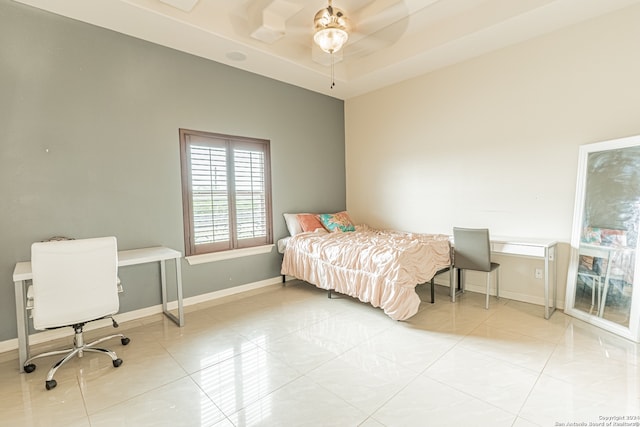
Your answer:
[567,136,640,342]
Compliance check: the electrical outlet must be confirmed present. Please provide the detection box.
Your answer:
[535,268,543,279]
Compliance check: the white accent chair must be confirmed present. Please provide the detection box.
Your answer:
[453,227,501,309]
[23,236,130,390]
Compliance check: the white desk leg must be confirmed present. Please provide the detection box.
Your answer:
[552,245,558,313]
[160,259,185,327]
[175,259,184,327]
[450,267,456,302]
[14,280,29,372]
[543,245,558,320]
[160,259,168,316]
[544,248,550,319]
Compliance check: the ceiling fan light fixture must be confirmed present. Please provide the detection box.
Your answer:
[313,1,350,54]
[313,27,349,54]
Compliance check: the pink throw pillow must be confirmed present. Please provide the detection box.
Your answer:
[297,214,325,232]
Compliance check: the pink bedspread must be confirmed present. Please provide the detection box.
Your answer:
[281,226,451,320]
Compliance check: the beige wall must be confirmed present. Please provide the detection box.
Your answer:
[344,4,640,307]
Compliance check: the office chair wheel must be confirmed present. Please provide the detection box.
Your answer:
[121,337,130,345]
[24,364,36,373]
[113,358,123,368]
[45,379,57,390]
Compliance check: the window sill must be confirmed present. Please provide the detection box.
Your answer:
[186,244,275,266]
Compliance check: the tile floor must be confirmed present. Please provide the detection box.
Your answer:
[1,281,639,427]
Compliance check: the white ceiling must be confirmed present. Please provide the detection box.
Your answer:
[14,0,640,100]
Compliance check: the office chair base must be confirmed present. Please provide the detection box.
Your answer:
[23,328,130,390]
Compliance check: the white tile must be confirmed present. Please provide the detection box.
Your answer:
[222,307,317,345]
[159,327,258,373]
[404,301,491,336]
[482,302,569,343]
[357,324,458,373]
[304,308,395,349]
[519,374,640,426]
[359,417,387,427]
[89,377,226,427]
[560,320,640,366]
[211,419,235,427]
[257,326,350,373]
[423,346,539,413]
[458,323,557,372]
[79,342,188,414]
[306,346,420,413]
[372,375,516,427]
[191,346,302,416]
[543,344,640,396]
[512,416,543,427]
[0,364,89,427]
[228,376,367,426]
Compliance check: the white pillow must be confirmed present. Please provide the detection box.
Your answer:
[283,213,304,236]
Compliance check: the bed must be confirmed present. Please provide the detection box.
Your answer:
[279,212,451,321]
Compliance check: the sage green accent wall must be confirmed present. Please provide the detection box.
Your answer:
[0,2,345,341]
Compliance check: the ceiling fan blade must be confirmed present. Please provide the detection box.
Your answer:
[351,0,408,36]
[343,1,410,58]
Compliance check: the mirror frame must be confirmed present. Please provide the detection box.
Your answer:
[566,134,640,342]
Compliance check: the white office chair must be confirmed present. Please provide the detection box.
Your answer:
[453,227,500,309]
[23,236,130,390]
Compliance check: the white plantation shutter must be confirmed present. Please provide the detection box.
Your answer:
[180,130,272,256]
[234,145,268,244]
[190,143,230,248]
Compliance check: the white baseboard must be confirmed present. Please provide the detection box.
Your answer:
[0,276,283,355]
[2,274,563,356]
[433,278,565,309]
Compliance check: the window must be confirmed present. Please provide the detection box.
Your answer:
[179,129,273,257]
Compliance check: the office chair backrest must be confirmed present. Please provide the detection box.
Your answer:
[31,236,119,330]
[453,227,492,272]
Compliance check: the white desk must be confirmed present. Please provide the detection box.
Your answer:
[13,246,183,372]
[449,236,558,319]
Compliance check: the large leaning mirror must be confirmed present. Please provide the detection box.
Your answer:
[566,134,640,342]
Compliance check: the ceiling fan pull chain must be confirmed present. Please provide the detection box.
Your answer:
[330,52,335,89]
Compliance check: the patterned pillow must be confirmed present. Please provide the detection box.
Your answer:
[581,227,602,244]
[318,211,355,232]
[297,214,326,232]
[601,228,627,247]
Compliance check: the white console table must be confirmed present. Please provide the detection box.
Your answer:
[13,246,183,372]
[450,236,558,319]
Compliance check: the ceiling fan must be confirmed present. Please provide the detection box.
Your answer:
[312,0,351,55]
[311,0,411,87]
[316,1,413,55]
[235,0,414,88]
[312,0,351,88]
